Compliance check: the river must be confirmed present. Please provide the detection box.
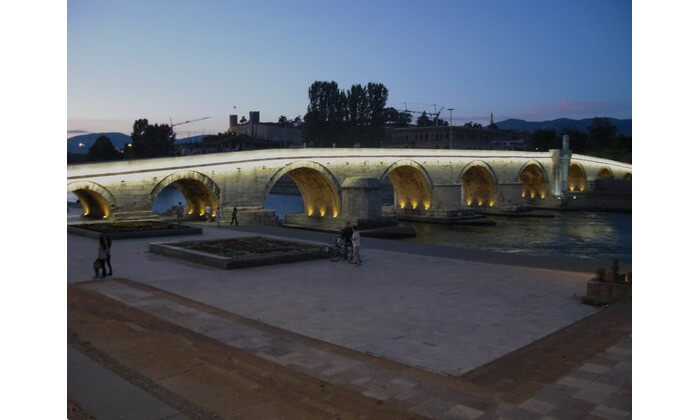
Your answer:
[69,188,632,262]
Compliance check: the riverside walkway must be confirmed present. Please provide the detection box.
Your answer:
[67,221,631,419]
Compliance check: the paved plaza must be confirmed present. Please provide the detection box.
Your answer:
[67,222,631,418]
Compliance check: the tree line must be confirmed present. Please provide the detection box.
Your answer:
[302,81,414,147]
[528,117,631,163]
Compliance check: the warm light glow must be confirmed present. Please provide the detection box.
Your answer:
[521,193,525,198]
[539,193,545,199]
[489,201,494,207]
[530,192,535,199]
[319,208,326,217]
[423,201,431,210]
[569,185,574,192]
[188,210,193,215]
[399,200,406,209]
[83,212,89,216]
[332,210,338,218]
[466,198,473,206]
[477,200,483,206]
[102,215,108,219]
[410,200,418,209]
[307,208,314,216]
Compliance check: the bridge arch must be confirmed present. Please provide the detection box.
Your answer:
[458,161,498,207]
[150,170,220,217]
[568,162,587,192]
[597,167,614,179]
[379,160,433,210]
[67,181,117,219]
[517,160,549,199]
[264,161,341,218]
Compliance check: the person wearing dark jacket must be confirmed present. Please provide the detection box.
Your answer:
[340,222,353,260]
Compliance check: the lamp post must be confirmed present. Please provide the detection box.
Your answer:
[447,108,454,149]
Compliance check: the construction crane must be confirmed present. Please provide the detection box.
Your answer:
[401,103,446,127]
[169,116,211,128]
[430,106,445,127]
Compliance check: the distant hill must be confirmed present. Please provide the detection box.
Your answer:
[67,133,207,154]
[67,132,132,154]
[495,118,632,137]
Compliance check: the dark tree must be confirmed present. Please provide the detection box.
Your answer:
[278,115,288,125]
[86,135,121,162]
[529,129,557,151]
[416,112,432,127]
[589,117,617,146]
[130,119,176,158]
[303,80,389,147]
[385,107,412,127]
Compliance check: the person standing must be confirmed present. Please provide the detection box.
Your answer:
[176,202,184,224]
[94,236,107,278]
[101,233,113,276]
[216,207,221,227]
[205,204,212,222]
[340,222,353,261]
[351,225,362,265]
[230,207,238,226]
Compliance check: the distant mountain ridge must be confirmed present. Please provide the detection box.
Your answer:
[67,132,207,154]
[495,117,632,137]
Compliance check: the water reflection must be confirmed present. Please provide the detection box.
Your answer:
[403,211,631,262]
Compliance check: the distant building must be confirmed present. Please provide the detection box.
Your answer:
[229,111,303,147]
[384,125,526,150]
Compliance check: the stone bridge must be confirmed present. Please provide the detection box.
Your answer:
[67,145,632,228]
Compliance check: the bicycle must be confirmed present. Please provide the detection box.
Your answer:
[320,236,353,263]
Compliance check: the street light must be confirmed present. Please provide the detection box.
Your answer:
[447,108,454,148]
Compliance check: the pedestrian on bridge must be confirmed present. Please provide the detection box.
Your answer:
[176,202,184,224]
[230,207,238,226]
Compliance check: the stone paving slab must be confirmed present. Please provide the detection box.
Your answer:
[79,278,631,419]
[68,228,596,376]
[68,345,185,420]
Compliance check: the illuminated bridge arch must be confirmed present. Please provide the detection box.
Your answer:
[264,161,341,218]
[380,160,433,211]
[568,162,587,192]
[151,170,220,217]
[597,167,614,179]
[67,181,117,219]
[518,161,549,199]
[458,161,498,207]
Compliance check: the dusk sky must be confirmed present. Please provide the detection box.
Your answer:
[68,0,631,138]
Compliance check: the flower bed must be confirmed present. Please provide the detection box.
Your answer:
[68,221,201,239]
[149,237,323,269]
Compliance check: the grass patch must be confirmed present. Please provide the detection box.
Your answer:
[174,237,319,259]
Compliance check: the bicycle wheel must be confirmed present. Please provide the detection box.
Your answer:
[329,247,342,262]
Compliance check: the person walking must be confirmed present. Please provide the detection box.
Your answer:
[230,207,239,226]
[216,207,221,227]
[351,225,362,265]
[205,204,212,222]
[101,233,113,276]
[176,202,184,224]
[94,236,107,278]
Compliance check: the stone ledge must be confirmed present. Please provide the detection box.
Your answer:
[68,224,202,239]
[586,280,632,304]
